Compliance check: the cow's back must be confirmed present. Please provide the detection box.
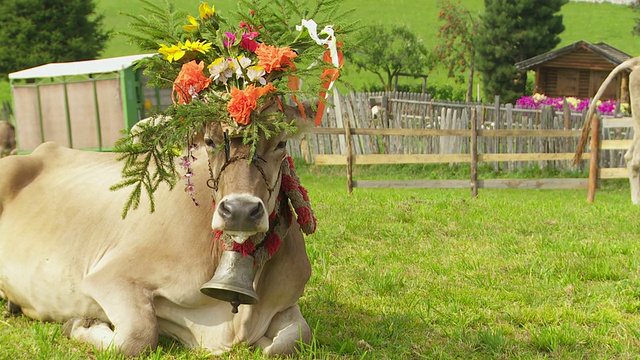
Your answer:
[0,143,217,322]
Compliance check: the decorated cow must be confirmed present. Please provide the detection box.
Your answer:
[0,1,344,356]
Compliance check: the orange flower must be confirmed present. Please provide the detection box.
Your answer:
[172,60,212,104]
[227,83,277,125]
[255,43,297,73]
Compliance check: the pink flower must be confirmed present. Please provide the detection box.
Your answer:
[223,32,236,48]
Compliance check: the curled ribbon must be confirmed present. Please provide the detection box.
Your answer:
[296,19,343,125]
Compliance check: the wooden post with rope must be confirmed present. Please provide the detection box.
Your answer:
[587,113,600,203]
[470,107,478,198]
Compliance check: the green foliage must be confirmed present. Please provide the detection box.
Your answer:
[362,82,466,101]
[631,0,640,36]
[346,24,433,91]
[0,0,109,77]
[118,0,188,54]
[475,0,567,103]
[434,0,481,102]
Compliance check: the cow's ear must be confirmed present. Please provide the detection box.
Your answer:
[283,101,317,125]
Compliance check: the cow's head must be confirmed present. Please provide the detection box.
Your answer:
[198,99,313,311]
[204,101,310,242]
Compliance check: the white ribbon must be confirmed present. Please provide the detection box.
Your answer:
[296,19,340,91]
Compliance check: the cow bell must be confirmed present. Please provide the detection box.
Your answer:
[200,250,259,313]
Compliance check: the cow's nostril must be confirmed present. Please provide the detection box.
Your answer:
[249,203,264,220]
[219,201,232,219]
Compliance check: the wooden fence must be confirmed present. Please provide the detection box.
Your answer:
[286,91,634,195]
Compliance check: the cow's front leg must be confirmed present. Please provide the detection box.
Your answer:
[625,135,640,204]
[68,274,160,356]
[255,304,311,356]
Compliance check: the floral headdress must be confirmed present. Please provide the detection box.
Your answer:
[111,0,349,217]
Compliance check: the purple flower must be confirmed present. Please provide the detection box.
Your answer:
[185,179,196,194]
[223,32,236,48]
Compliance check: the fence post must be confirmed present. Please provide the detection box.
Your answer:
[470,107,478,198]
[587,114,600,203]
[345,94,354,194]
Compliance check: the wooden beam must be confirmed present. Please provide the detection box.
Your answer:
[599,167,627,179]
[600,140,632,150]
[588,114,600,203]
[353,178,588,189]
[314,152,592,166]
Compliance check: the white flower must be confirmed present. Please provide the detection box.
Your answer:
[208,57,233,84]
[230,55,253,78]
[246,65,266,85]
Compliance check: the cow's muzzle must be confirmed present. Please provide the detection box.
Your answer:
[211,194,269,242]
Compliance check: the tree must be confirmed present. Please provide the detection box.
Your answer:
[346,25,432,91]
[475,0,567,103]
[434,0,481,103]
[0,0,109,77]
[632,0,640,36]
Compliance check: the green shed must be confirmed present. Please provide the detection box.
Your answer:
[8,54,171,152]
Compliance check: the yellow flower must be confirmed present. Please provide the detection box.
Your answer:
[181,39,212,54]
[199,2,215,20]
[159,43,186,63]
[183,15,198,32]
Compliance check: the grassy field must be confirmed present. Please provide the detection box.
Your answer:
[1,167,640,359]
[1,0,640,106]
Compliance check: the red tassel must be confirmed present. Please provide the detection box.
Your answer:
[264,233,282,257]
[232,241,256,257]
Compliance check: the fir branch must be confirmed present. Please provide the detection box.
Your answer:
[117,0,187,52]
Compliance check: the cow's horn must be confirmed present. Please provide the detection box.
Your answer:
[200,250,259,313]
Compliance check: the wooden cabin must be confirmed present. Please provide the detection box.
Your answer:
[515,41,631,101]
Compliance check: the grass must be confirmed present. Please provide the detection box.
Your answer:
[2,165,640,359]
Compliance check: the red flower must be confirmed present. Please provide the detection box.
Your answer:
[255,43,297,73]
[172,61,211,104]
[227,83,276,125]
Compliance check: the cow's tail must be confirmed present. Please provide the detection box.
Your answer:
[574,56,640,164]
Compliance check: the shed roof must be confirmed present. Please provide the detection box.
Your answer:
[8,54,155,80]
[515,41,631,71]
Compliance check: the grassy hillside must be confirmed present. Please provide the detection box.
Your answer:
[95,0,640,92]
[2,1,640,105]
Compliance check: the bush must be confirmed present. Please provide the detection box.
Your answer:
[360,83,466,101]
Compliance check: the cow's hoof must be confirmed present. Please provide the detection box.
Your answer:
[6,300,22,315]
[62,318,101,337]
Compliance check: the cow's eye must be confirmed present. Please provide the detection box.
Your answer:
[204,138,216,148]
[275,141,287,150]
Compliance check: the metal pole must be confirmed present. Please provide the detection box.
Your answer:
[92,77,103,150]
[35,83,45,143]
[62,79,73,148]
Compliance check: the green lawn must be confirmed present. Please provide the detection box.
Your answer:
[1,169,639,359]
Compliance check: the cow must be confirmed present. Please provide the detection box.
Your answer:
[0,102,317,356]
[0,120,15,157]
[575,56,640,204]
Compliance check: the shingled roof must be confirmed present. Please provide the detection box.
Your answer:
[515,40,631,70]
